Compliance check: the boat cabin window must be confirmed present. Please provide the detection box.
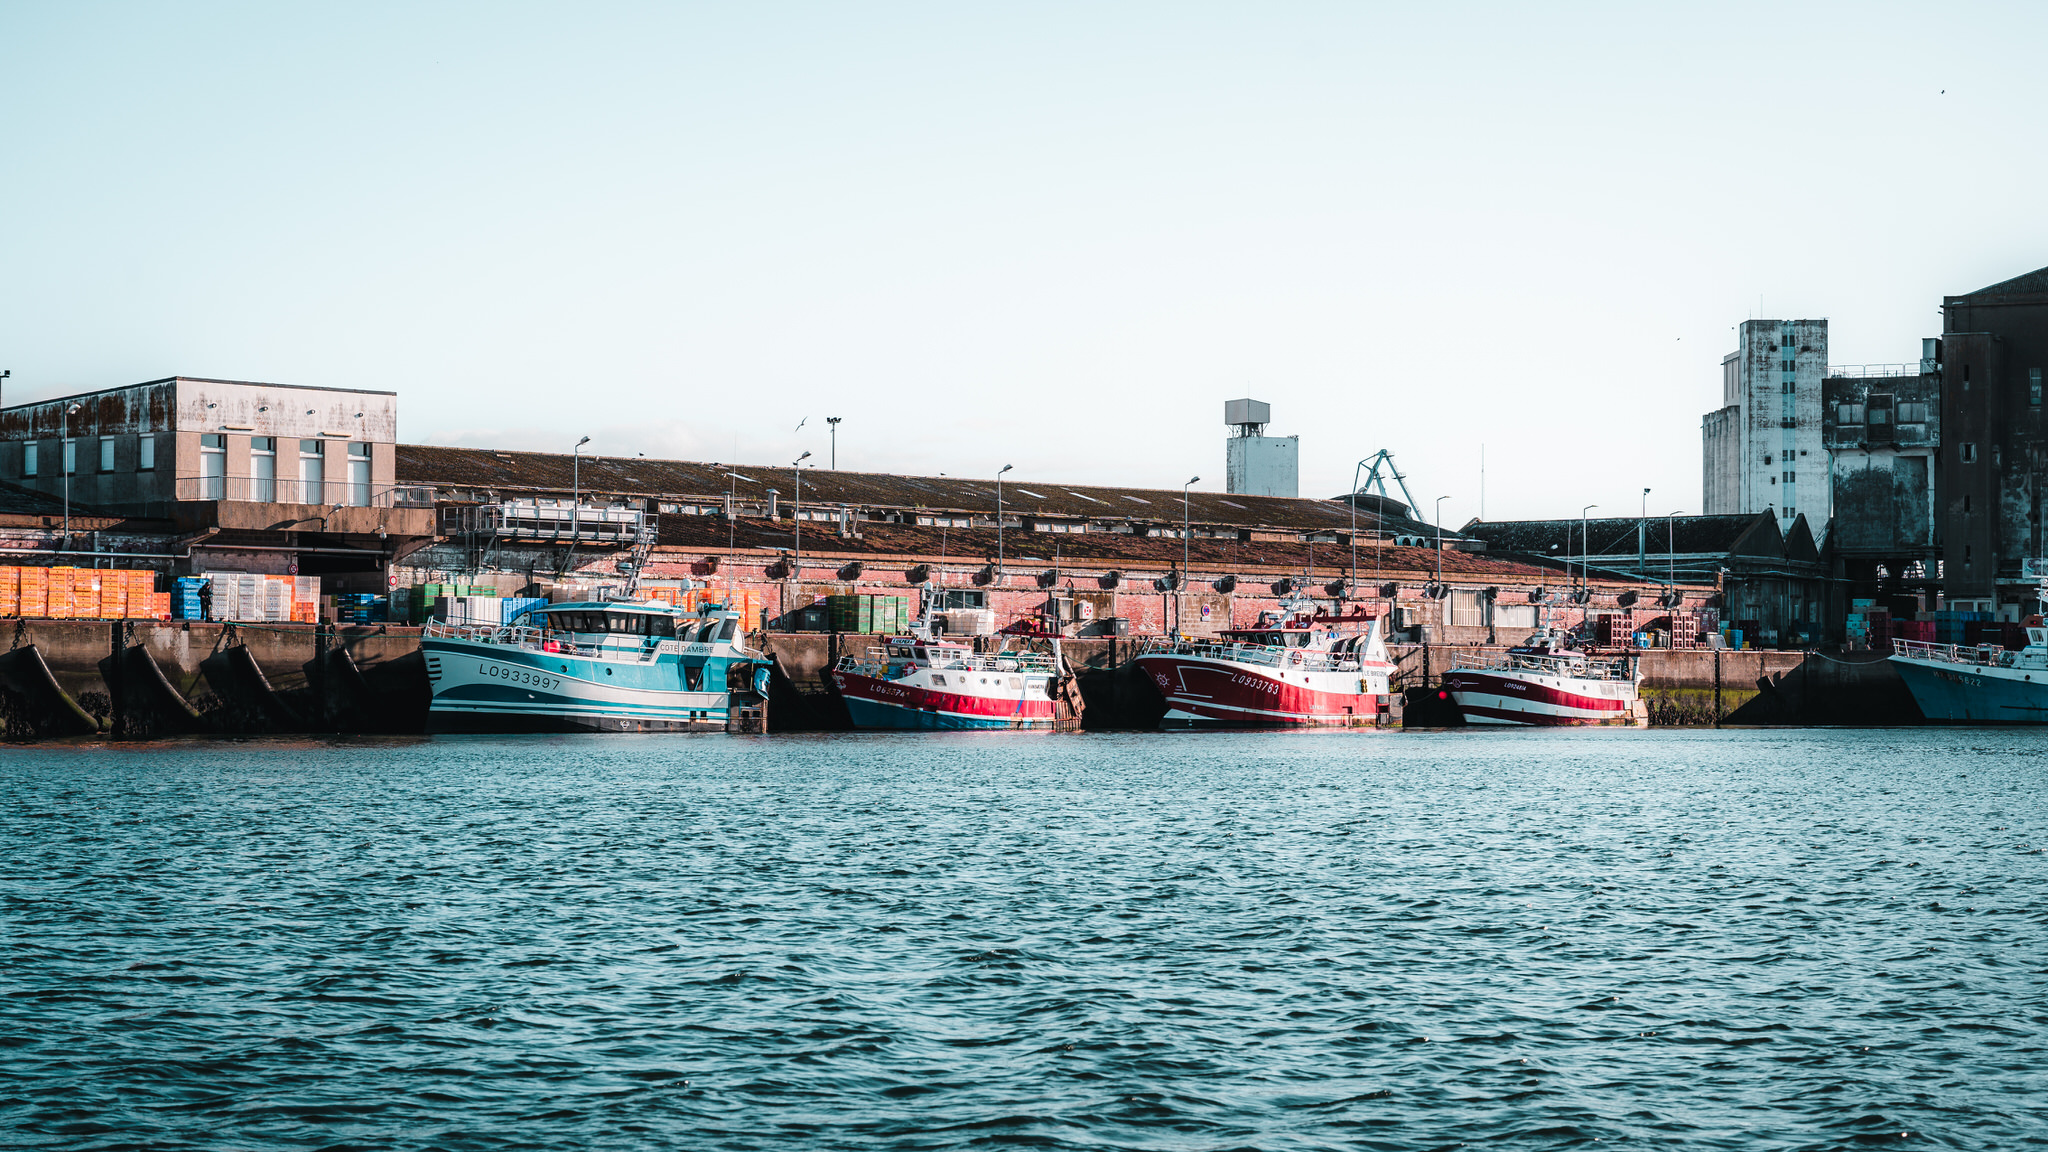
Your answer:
[606,612,672,636]
[1232,631,1307,648]
[543,611,596,633]
[689,618,738,643]
[544,610,673,637]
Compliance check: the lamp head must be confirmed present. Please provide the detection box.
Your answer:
[577,436,591,448]
[999,464,1013,475]
[67,403,80,414]
[1186,475,1200,486]
[796,451,811,463]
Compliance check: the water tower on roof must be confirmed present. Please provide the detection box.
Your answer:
[1224,398,1298,498]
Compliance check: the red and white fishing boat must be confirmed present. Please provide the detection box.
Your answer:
[832,636,1067,729]
[1440,629,1646,726]
[1134,605,1399,727]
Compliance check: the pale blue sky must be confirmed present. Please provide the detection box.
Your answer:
[4,2,2045,522]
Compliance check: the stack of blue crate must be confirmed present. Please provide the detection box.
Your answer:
[173,576,209,620]
[336,593,388,624]
[501,596,547,626]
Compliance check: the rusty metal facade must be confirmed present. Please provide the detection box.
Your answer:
[1939,265,2048,605]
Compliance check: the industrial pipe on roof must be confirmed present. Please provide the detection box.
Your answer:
[8,527,222,562]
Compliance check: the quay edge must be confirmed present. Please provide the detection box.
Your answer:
[1,620,1928,737]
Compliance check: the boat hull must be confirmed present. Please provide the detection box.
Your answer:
[1441,668,1643,727]
[1889,654,2048,723]
[423,638,733,733]
[1134,652,1392,727]
[833,670,1060,730]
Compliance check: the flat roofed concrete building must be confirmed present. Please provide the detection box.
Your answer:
[0,376,433,578]
[0,376,416,517]
[1702,319,1830,530]
[1821,352,1942,619]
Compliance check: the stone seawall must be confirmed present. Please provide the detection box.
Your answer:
[2,622,1925,736]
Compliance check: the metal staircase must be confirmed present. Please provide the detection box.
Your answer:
[618,513,660,598]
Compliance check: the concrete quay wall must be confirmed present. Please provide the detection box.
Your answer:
[1387,644,1910,726]
[2,619,1923,735]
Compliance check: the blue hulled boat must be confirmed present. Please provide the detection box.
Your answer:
[422,600,767,733]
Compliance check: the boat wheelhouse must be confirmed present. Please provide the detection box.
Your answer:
[1440,630,1644,726]
[1133,607,1399,728]
[422,600,766,733]
[831,636,1068,729]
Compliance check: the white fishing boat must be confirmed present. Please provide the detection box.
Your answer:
[1440,628,1645,726]
[832,636,1067,729]
[421,600,767,733]
[1134,604,1399,727]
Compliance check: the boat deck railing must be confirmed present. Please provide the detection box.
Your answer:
[1141,637,1361,673]
[423,621,612,660]
[1891,638,2023,668]
[839,647,1059,677]
[1448,650,1634,680]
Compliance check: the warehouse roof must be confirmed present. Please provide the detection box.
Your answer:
[649,515,1569,582]
[396,444,1453,537]
[1959,263,2048,300]
[1462,512,1792,561]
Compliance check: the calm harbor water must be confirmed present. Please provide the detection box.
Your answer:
[4,729,2045,1150]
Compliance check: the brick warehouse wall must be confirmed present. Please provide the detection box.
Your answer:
[390,540,1677,645]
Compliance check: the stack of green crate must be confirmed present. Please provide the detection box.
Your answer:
[826,593,918,633]
[827,594,872,633]
[412,582,449,623]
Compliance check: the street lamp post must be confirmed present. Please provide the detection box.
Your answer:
[793,451,812,577]
[1639,487,1651,577]
[564,435,591,576]
[1580,504,1598,598]
[1433,496,1449,586]
[724,469,754,601]
[1349,457,1372,592]
[62,403,81,550]
[1667,510,1684,597]
[1181,475,1200,635]
[825,417,841,469]
[995,464,1013,582]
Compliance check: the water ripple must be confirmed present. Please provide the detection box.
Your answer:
[2,728,2044,1149]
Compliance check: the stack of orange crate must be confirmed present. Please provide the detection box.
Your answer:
[99,571,126,620]
[18,567,48,617]
[127,568,159,619]
[0,567,18,617]
[291,576,319,623]
[46,567,77,619]
[77,570,104,619]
